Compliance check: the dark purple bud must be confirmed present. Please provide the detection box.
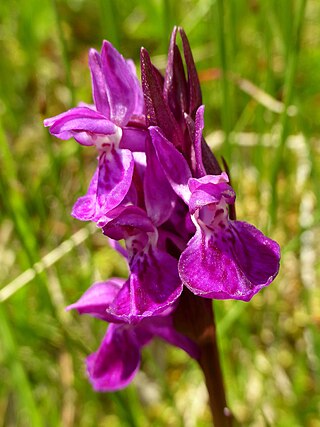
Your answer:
[201,137,223,175]
[140,47,184,149]
[164,27,189,122]
[178,27,202,118]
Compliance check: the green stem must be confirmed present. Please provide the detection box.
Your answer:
[174,290,233,426]
[198,309,233,426]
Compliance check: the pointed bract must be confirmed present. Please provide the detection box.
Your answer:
[140,48,184,149]
[164,27,189,123]
[178,27,202,117]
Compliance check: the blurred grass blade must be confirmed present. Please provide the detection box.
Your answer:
[0,304,43,427]
[215,0,232,160]
[109,390,141,427]
[99,0,120,48]
[233,74,297,116]
[269,0,307,225]
[50,0,75,106]
[0,120,38,266]
[0,224,96,302]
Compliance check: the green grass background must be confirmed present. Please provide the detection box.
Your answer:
[0,0,319,425]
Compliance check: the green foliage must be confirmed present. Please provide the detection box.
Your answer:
[0,0,319,425]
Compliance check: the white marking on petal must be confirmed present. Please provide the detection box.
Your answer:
[94,126,123,153]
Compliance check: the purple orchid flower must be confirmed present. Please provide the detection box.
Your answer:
[45,26,281,405]
[44,41,147,225]
[149,125,280,301]
[67,279,199,391]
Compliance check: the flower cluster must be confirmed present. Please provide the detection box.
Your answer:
[44,27,280,391]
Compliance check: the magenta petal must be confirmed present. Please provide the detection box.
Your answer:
[89,48,111,117]
[96,150,134,221]
[126,59,145,115]
[66,279,124,322]
[44,107,116,145]
[228,221,280,287]
[87,324,148,391]
[103,206,155,241]
[144,137,176,226]
[179,221,280,301]
[120,127,148,152]
[188,183,235,215]
[108,250,183,322]
[72,167,99,221]
[72,149,134,225]
[100,41,142,126]
[193,106,206,177]
[192,106,222,175]
[188,172,229,192]
[149,127,192,203]
[187,173,234,214]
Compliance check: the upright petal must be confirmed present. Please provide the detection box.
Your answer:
[144,137,177,226]
[188,177,235,215]
[126,59,145,115]
[149,127,192,203]
[193,106,207,177]
[89,48,111,117]
[185,107,222,176]
[100,41,143,126]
